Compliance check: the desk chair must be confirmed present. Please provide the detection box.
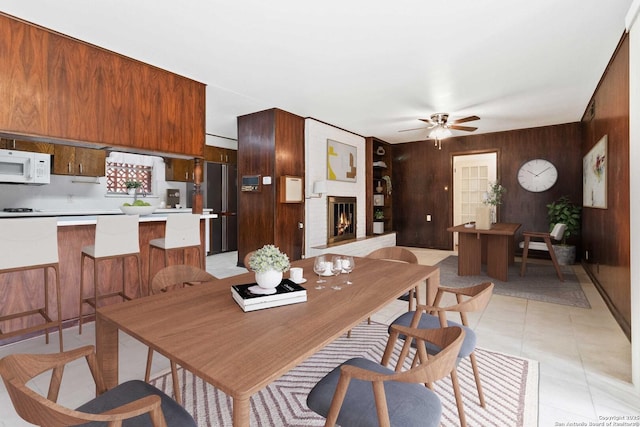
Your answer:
[519,222,566,281]
[78,215,142,334]
[0,345,196,427]
[0,218,63,351]
[389,282,494,427]
[307,326,464,427]
[144,265,217,405]
[148,214,202,282]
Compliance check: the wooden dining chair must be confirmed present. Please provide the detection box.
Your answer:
[366,247,421,311]
[0,345,197,427]
[519,222,567,281]
[388,282,494,427]
[243,250,256,270]
[144,264,218,405]
[307,326,465,427]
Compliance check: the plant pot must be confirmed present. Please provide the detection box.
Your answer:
[254,270,283,292]
[553,245,576,265]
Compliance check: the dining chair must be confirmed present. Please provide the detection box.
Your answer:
[144,264,218,405]
[519,222,567,281]
[388,282,494,427]
[366,247,420,311]
[243,250,256,270]
[148,213,202,283]
[0,345,196,427]
[307,325,465,427]
[0,218,63,351]
[78,214,142,334]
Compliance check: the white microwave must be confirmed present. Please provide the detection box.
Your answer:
[0,149,51,184]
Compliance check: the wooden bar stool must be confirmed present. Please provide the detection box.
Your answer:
[148,214,202,282]
[78,215,142,334]
[0,218,63,351]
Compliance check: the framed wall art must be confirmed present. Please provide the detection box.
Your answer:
[327,139,357,182]
[583,134,607,209]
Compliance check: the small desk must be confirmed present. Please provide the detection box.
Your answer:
[447,222,521,281]
[96,255,440,427]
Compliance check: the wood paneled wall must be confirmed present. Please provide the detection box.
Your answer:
[581,35,630,336]
[392,122,582,250]
[237,109,305,266]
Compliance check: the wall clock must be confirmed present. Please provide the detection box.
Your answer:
[517,159,558,192]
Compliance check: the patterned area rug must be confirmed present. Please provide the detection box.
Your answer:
[437,255,591,308]
[150,322,538,426]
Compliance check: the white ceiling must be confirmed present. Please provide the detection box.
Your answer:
[2,1,634,144]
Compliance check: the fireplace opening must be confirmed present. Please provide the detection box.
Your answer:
[327,196,356,245]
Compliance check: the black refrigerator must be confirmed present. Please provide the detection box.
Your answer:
[188,162,238,254]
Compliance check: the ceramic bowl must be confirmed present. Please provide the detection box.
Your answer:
[119,205,157,216]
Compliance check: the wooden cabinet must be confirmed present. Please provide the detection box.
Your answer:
[366,137,393,235]
[52,145,106,176]
[0,13,205,158]
[165,158,194,182]
[0,138,54,154]
[204,145,237,164]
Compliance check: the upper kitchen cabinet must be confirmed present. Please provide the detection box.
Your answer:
[0,138,54,154]
[165,157,194,182]
[52,144,106,177]
[0,12,206,158]
[204,145,237,164]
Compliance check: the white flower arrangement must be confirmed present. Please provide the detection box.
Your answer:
[483,181,506,206]
[249,244,290,273]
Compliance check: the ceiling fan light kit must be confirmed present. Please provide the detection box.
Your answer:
[400,113,480,149]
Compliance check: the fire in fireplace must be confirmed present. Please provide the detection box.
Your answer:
[327,196,356,244]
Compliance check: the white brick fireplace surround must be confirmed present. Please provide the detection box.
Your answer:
[304,118,395,258]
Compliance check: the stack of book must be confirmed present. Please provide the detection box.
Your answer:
[231,279,307,312]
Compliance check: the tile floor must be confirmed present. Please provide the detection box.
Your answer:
[0,249,638,426]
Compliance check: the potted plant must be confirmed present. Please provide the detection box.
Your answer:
[248,245,290,293]
[125,180,142,195]
[547,195,581,264]
[483,181,506,223]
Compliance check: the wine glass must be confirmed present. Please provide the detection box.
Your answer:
[313,255,327,289]
[330,255,343,290]
[341,255,354,284]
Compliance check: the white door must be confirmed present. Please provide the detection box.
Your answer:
[453,153,497,247]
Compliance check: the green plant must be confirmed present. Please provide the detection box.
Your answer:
[374,209,384,220]
[483,181,506,206]
[547,196,581,245]
[125,180,142,189]
[249,244,290,273]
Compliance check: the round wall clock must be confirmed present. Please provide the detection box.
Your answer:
[517,159,558,192]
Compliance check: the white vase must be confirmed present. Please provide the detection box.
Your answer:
[255,270,283,291]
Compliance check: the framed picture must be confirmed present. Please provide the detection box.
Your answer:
[583,135,607,209]
[327,139,357,182]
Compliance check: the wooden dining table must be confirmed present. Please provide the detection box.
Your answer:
[95,255,440,427]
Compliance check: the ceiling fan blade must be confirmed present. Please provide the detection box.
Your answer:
[449,125,478,132]
[398,127,429,133]
[451,115,480,124]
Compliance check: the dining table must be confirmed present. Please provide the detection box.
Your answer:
[95,254,440,427]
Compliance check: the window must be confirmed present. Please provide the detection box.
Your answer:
[105,152,159,194]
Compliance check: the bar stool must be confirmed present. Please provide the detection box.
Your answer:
[78,215,142,334]
[148,214,202,282]
[0,218,63,351]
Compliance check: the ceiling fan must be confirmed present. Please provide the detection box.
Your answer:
[399,113,480,149]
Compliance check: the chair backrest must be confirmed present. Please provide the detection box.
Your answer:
[365,246,418,264]
[164,214,201,249]
[384,325,465,385]
[151,264,217,294]
[93,215,140,257]
[0,217,58,270]
[244,250,256,270]
[550,223,567,241]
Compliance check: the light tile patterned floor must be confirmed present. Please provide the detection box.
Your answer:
[0,249,638,426]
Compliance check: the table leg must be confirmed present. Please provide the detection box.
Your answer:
[96,313,119,390]
[486,235,510,281]
[233,396,251,427]
[457,232,482,276]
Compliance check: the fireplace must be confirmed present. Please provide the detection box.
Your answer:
[327,196,356,244]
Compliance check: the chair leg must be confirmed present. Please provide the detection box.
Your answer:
[53,265,64,351]
[170,360,182,405]
[145,347,154,382]
[520,236,530,277]
[544,237,565,282]
[450,368,467,427]
[43,267,50,345]
[469,351,486,407]
[79,254,86,335]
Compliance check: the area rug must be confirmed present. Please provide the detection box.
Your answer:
[150,321,538,426]
[436,255,591,308]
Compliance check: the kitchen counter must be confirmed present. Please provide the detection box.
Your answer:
[0,207,209,219]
